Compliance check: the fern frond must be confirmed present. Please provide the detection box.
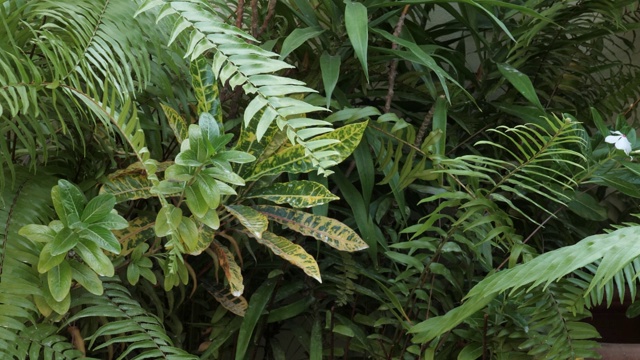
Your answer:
[0,0,152,188]
[68,281,198,359]
[137,0,339,175]
[0,167,57,358]
[11,324,90,360]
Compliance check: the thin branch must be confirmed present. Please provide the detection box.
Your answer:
[257,0,277,38]
[250,0,258,38]
[235,0,244,29]
[384,5,411,113]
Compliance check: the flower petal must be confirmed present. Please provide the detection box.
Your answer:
[614,137,632,155]
[605,135,621,144]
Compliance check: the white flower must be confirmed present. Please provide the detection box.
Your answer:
[605,130,632,156]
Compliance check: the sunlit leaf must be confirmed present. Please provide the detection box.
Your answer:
[257,231,321,282]
[246,180,339,208]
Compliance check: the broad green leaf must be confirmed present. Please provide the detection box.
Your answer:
[212,241,244,297]
[92,212,129,230]
[224,205,268,238]
[177,216,200,253]
[198,208,221,230]
[202,280,248,317]
[50,227,78,256]
[200,112,221,153]
[48,261,72,302]
[155,205,182,237]
[279,26,325,60]
[78,225,121,254]
[254,205,368,252]
[186,225,215,255]
[246,180,339,208]
[127,263,141,285]
[175,149,202,167]
[320,52,341,108]
[195,173,221,209]
[267,298,313,323]
[69,260,103,295]
[205,166,245,186]
[345,1,369,82]
[213,150,256,164]
[185,184,209,218]
[248,121,367,180]
[257,231,321,282]
[567,192,607,221]
[75,239,115,277]
[236,278,277,360]
[52,180,86,226]
[497,63,543,109]
[38,242,67,273]
[100,164,155,202]
[42,280,71,315]
[161,103,188,143]
[164,164,194,182]
[19,224,55,243]
[81,194,116,224]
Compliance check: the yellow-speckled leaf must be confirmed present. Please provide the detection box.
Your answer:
[224,205,268,238]
[212,240,244,296]
[100,163,154,203]
[246,180,339,208]
[161,103,188,143]
[258,231,321,282]
[202,280,247,317]
[187,225,215,256]
[235,110,288,178]
[113,216,155,256]
[191,58,222,123]
[247,121,368,181]
[254,205,368,252]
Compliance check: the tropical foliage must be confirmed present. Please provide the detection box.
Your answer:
[1,0,640,359]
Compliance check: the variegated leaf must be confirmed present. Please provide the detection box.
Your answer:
[186,225,215,256]
[246,180,339,208]
[100,163,153,203]
[161,103,188,143]
[247,121,368,181]
[254,205,368,252]
[235,109,288,178]
[257,231,321,282]
[202,280,247,317]
[212,240,244,296]
[112,216,155,256]
[224,205,268,238]
[191,58,222,123]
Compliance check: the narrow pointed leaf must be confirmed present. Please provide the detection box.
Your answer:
[320,52,341,108]
[246,180,339,208]
[279,26,325,60]
[345,1,369,82]
[497,63,543,109]
[257,231,321,282]
[212,241,244,296]
[224,205,268,238]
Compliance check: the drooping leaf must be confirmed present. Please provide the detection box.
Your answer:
[212,241,244,297]
[224,205,268,238]
[202,280,248,317]
[18,224,56,243]
[236,278,277,360]
[246,180,339,208]
[257,231,321,282]
[320,52,341,108]
[161,103,189,143]
[254,205,368,252]
[497,63,543,109]
[279,26,325,60]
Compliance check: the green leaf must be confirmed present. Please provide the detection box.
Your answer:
[161,103,189,143]
[320,52,341,108]
[254,205,368,252]
[78,225,121,254]
[310,318,322,360]
[93,212,129,230]
[236,278,277,360]
[224,205,268,238]
[81,194,116,224]
[257,231,321,282]
[52,180,86,226]
[200,112,221,154]
[19,224,56,243]
[567,192,607,221]
[213,150,256,164]
[75,239,115,277]
[246,180,339,208]
[497,63,543,109]
[42,280,71,315]
[248,121,367,180]
[155,204,182,237]
[69,260,103,295]
[175,149,203,167]
[185,184,209,218]
[178,216,200,252]
[38,242,67,273]
[186,225,215,256]
[48,261,72,302]
[279,26,325,60]
[213,241,244,297]
[345,1,369,82]
[49,227,79,256]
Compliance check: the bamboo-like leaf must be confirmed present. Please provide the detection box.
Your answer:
[202,280,247,317]
[212,241,244,296]
[224,205,268,238]
[254,205,368,252]
[497,63,543,109]
[257,231,321,283]
[236,278,277,360]
[320,52,341,108]
[345,1,369,82]
[246,180,338,208]
[279,26,325,60]
[247,121,367,181]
